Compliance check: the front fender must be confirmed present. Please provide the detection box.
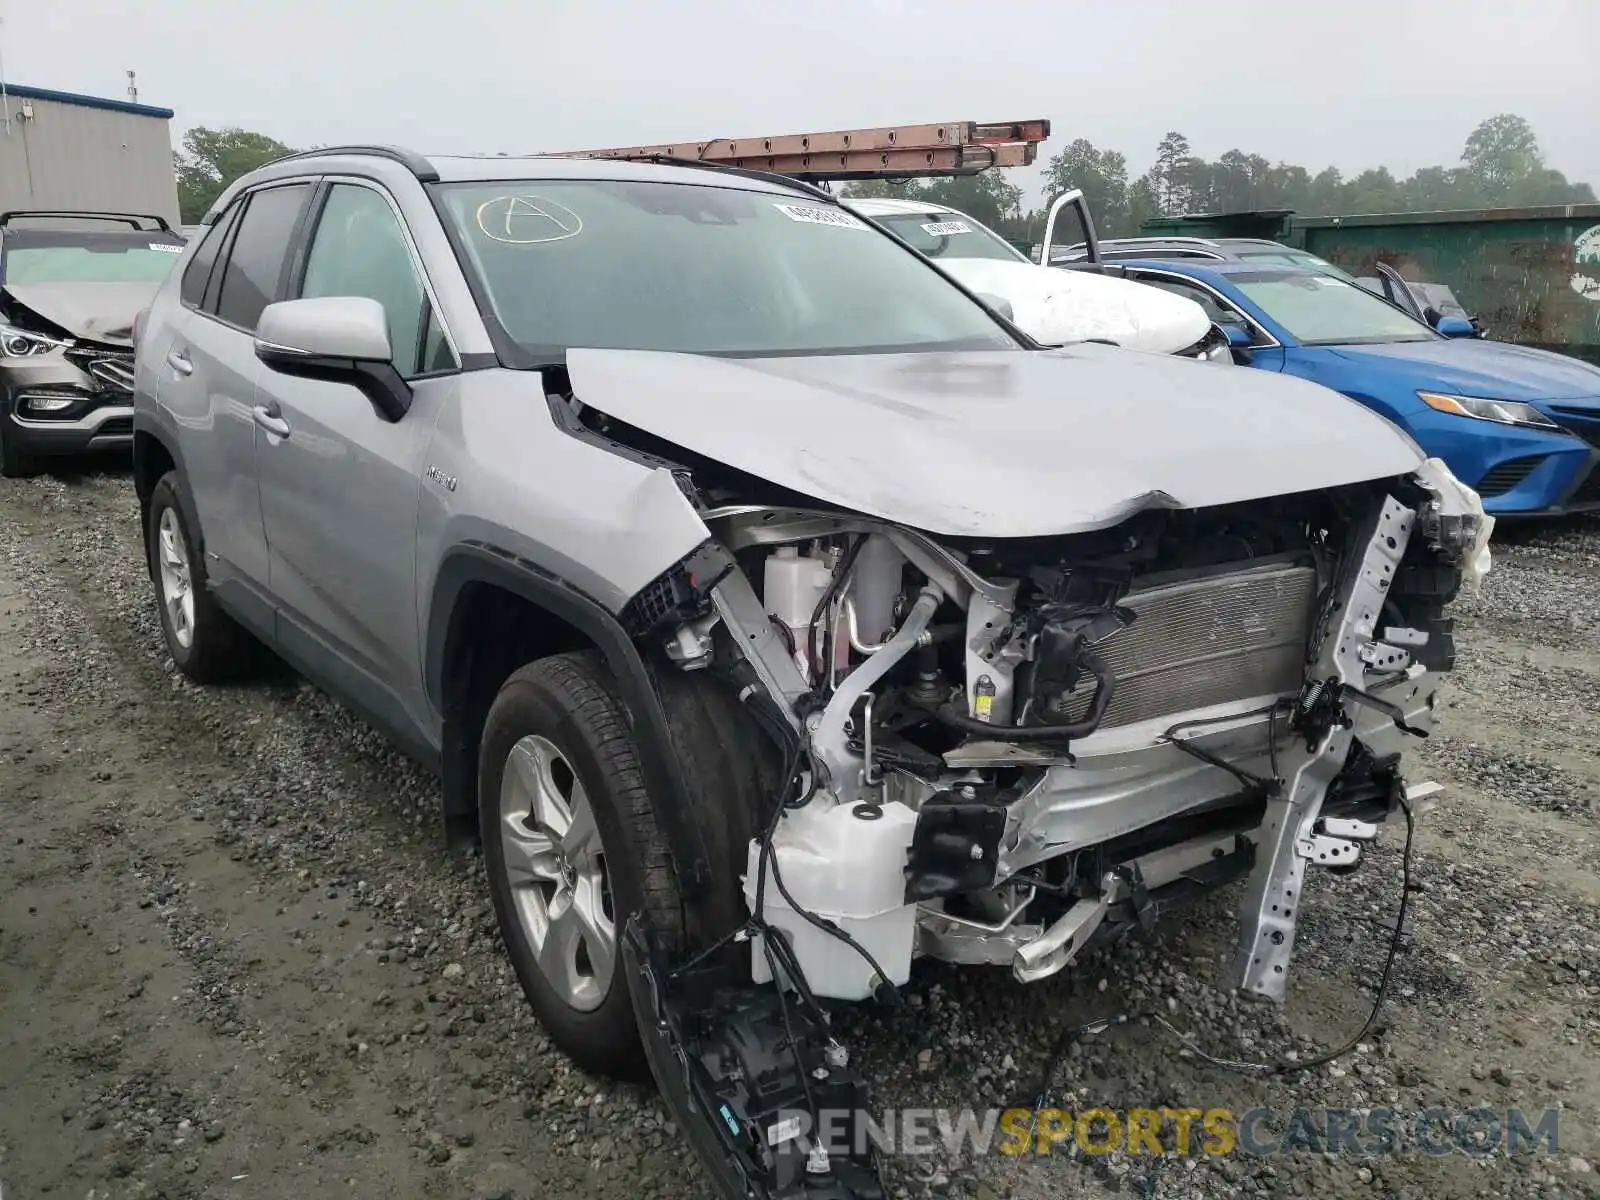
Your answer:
[424,542,714,897]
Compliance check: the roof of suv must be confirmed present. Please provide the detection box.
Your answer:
[205,144,834,227]
[253,144,824,194]
[1052,236,1319,263]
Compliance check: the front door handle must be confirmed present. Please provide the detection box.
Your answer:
[167,348,193,376]
[252,404,290,439]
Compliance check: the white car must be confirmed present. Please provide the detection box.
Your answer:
[842,196,1216,356]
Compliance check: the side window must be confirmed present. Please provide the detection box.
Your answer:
[215,183,311,331]
[299,184,447,377]
[418,305,455,374]
[179,202,241,310]
[1138,277,1233,323]
[1141,277,1273,347]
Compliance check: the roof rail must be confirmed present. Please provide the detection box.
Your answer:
[264,144,440,182]
[1,209,173,232]
[586,153,835,201]
[1100,235,1222,247]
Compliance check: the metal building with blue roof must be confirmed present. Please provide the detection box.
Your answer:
[0,83,180,226]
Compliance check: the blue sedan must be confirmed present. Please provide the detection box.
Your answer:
[1100,259,1600,516]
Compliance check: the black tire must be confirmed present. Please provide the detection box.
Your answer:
[0,419,42,479]
[479,652,767,1080]
[145,471,259,682]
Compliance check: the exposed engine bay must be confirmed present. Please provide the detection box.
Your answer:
[574,382,1492,1198]
[634,463,1484,997]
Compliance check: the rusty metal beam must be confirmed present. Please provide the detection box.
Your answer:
[550,119,1050,181]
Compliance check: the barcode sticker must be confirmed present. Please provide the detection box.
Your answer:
[774,204,868,230]
[921,220,973,236]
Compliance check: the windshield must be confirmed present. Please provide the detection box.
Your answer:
[1235,249,1359,282]
[870,212,1025,262]
[434,179,1019,358]
[2,241,185,284]
[1233,271,1438,345]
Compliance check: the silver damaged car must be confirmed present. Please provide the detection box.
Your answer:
[130,145,1492,1199]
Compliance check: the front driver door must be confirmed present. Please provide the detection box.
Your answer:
[254,180,458,745]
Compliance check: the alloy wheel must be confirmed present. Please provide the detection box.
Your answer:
[156,507,195,650]
[497,734,616,1011]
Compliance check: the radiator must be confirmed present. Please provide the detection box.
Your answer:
[1082,562,1316,729]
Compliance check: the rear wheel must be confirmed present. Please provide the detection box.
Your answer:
[145,472,259,682]
[479,652,767,1079]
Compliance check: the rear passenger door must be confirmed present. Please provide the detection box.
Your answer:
[155,182,313,606]
[253,180,458,744]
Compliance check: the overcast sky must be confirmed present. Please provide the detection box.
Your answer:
[3,0,1596,205]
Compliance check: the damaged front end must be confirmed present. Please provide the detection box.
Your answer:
[0,289,139,452]
[608,429,1487,1196]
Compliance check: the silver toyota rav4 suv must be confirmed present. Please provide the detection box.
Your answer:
[132,145,1491,1197]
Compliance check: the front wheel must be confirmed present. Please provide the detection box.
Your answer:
[479,652,767,1080]
[479,653,682,1079]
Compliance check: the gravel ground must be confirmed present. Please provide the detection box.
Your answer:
[1,465,1597,1200]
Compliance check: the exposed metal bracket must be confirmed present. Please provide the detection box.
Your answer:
[1013,882,1113,983]
[1319,817,1380,841]
[1297,814,1381,869]
[1358,641,1412,672]
[1234,494,1416,1002]
[710,568,810,724]
[1295,832,1362,867]
[663,613,719,670]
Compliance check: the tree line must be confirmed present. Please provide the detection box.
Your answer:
[842,113,1593,243]
[175,114,1592,241]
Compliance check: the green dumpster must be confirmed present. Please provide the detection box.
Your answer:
[1291,206,1600,366]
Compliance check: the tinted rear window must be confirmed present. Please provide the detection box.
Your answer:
[180,204,241,309]
[215,185,310,330]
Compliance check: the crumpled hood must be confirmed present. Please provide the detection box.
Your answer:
[934,259,1212,354]
[1325,338,1600,404]
[1,282,160,346]
[567,345,1424,538]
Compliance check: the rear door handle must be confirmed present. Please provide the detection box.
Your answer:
[252,403,290,439]
[167,348,193,376]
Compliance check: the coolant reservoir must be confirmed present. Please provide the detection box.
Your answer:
[744,801,919,1001]
[764,546,835,676]
[849,535,904,647]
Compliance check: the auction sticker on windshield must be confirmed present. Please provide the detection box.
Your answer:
[150,243,183,253]
[773,204,868,230]
[921,220,973,236]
